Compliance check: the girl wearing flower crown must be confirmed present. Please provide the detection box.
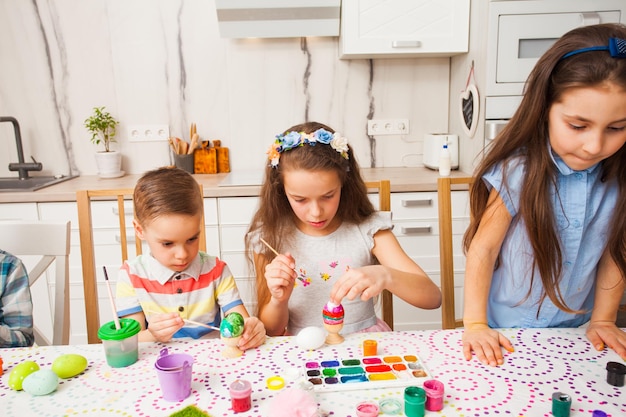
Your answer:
[245,121,441,336]
[463,23,626,367]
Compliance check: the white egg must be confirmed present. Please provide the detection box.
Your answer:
[22,369,59,396]
[296,326,326,350]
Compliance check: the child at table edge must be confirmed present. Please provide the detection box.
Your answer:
[245,121,442,336]
[0,249,34,347]
[115,167,266,349]
[462,23,626,366]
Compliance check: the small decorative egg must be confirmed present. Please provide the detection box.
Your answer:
[296,326,326,350]
[22,369,59,396]
[322,301,344,325]
[8,360,40,390]
[52,354,88,379]
[220,312,245,338]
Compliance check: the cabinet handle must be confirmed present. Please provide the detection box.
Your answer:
[391,40,421,48]
[401,199,432,207]
[401,226,431,234]
[115,235,136,244]
[112,207,134,216]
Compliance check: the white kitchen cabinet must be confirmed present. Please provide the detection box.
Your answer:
[390,190,469,330]
[217,196,260,315]
[0,202,39,220]
[340,0,471,59]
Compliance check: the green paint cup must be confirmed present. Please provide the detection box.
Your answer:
[98,318,141,368]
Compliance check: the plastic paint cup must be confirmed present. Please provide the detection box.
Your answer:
[356,401,379,417]
[404,386,426,417]
[154,347,194,402]
[606,361,626,387]
[363,339,377,356]
[229,379,252,412]
[551,392,571,417]
[97,318,141,368]
[423,379,444,411]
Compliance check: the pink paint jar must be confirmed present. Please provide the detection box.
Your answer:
[356,401,379,417]
[423,379,444,411]
[229,379,252,412]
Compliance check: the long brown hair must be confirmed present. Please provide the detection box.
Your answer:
[464,23,626,313]
[245,121,375,314]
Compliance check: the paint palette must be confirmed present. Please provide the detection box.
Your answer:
[303,354,432,392]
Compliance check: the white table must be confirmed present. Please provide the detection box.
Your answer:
[1,328,624,416]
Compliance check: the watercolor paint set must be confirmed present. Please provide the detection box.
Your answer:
[303,354,432,392]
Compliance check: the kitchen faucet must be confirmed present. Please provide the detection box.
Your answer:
[0,116,43,180]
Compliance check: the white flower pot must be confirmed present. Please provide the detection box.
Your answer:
[94,151,124,178]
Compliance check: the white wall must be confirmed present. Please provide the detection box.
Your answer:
[0,0,462,179]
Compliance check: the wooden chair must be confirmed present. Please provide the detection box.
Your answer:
[77,188,206,344]
[437,176,474,329]
[0,220,71,345]
[365,180,394,330]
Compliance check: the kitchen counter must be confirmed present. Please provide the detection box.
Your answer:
[0,167,471,203]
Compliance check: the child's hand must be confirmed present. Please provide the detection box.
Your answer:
[330,265,388,304]
[462,324,515,367]
[586,321,626,360]
[238,317,267,350]
[146,312,184,343]
[264,252,297,303]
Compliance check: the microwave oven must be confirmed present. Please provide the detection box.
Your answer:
[485,0,626,125]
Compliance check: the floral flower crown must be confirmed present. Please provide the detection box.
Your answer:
[267,128,349,168]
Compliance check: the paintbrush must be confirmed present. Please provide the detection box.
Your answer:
[103,266,121,330]
[260,238,280,256]
[182,319,220,332]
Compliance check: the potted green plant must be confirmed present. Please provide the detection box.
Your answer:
[84,106,123,178]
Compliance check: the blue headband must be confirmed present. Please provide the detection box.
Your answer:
[561,37,626,59]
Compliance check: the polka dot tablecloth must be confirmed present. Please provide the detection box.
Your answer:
[0,328,624,416]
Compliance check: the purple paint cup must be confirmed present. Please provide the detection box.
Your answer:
[154,348,194,401]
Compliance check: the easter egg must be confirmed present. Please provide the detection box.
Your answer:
[322,301,344,325]
[220,312,244,338]
[8,360,40,390]
[52,354,88,379]
[22,369,59,396]
[296,326,326,350]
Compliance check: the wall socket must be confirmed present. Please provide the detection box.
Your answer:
[367,119,410,135]
[128,124,169,142]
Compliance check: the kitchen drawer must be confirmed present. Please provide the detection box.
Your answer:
[392,287,464,331]
[220,225,249,252]
[0,202,39,220]
[218,197,259,225]
[203,198,218,225]
[391,191,468,220]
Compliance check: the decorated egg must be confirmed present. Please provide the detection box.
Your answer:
[220,312,245,338]
[22,369,59,396]
[52,354,88,379]
[296,326,326,350]
[8,360,40,390]
[322,301,344,325]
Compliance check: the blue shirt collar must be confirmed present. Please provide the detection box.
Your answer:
[548,143,600,175]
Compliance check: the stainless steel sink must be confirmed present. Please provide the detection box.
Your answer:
[0,174,78,192]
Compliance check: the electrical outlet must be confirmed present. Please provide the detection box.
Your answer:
[367,119,410,136]
[128,124,169,142]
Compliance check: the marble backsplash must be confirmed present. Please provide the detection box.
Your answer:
[0,0,452,178]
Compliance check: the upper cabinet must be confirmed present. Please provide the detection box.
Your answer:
[215,0,341,38]
[339,0,470,59]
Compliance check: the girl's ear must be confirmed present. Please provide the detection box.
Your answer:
[133,219,145,240]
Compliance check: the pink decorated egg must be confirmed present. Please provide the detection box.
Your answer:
[322,301,344,325]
